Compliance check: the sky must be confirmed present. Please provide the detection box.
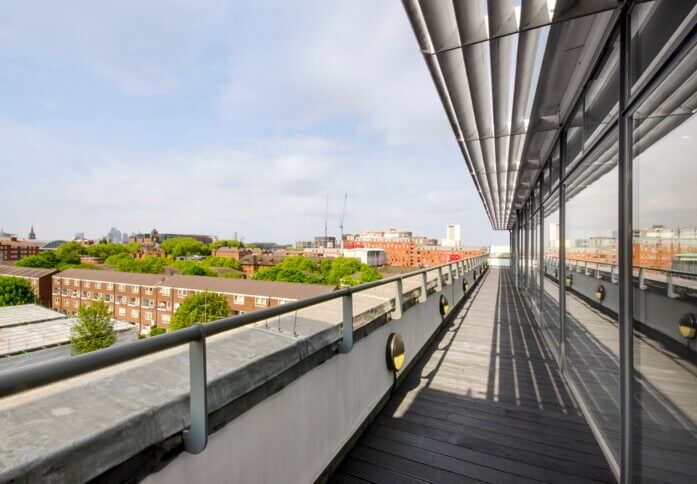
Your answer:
[0,1,505,246]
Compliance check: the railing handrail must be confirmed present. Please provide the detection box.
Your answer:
[0,255,487,400]
[543,254,696,279]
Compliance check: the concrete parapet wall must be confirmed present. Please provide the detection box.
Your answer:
[0,263,484,483]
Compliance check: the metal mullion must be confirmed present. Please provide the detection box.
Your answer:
[618,9,634,484]
[539,189,544,328]
[559,130,567,373]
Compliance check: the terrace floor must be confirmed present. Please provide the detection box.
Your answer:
[330,268,614,484]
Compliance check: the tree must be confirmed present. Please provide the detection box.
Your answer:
[0,276,37,306]
[70,300,116,354]
[251,255,382,287]
[211,239,244,250]
[174,260,217,276]
[105,254,166,273]
[201,256,241,270]
[55,241,85,265]
[221,271,246,279]
[253,255,323,283]
[15,251,59,268]
[85,242,132,260]
[161,237,211,258]
[169,292,232,331]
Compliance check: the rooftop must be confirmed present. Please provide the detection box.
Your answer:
[0,305,135,358]
[163,274,335,299]
[0,265,58,279]
[57,268,165,286]
[0,304,65,328]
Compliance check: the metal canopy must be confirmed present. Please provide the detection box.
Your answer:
[403,0,619,229]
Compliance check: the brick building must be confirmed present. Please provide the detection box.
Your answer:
[0,265,58,306]
[343,228,482,267]
[52,269,334,331]
[213,247,286,277]
[344,240,483,267]
[0,238,40,263]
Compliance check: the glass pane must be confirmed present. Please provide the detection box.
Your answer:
[542,191,561,358]
[632,39,697,481]
[532,211,541,318]
[584,36,619,150]
[565,137,620,461]
[631,0,697,93]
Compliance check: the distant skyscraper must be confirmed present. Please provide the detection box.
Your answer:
[107,227,122,243]
[122,233,129,243]
[28,226,36,240]
[75,232,85,241]
[442,224,461,248]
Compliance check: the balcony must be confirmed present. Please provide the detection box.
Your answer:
[1,1,696,483]
[1,257,498,483]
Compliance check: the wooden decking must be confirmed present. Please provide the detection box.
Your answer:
[331,268,614,484]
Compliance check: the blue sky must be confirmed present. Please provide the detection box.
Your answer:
[0,1,505,246]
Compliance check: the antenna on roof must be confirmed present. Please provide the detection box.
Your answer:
[339,193,348,251]
[324,194,329,248]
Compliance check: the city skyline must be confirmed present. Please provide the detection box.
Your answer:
[0,1,505,246]
[0,222,491,248]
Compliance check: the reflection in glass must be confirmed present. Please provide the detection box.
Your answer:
[633,77,697,480]
[565,139,620,461]
[630,0,697,94]
[542,193,560,356]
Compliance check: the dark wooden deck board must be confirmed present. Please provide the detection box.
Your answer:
[331,268,615,484]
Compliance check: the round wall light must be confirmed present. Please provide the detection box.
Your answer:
[386,332,406,372]
[554,268,558,279]
[439,294,450,317]
[678,313,697,340]
[473,269,478,280]
[462,279,469,293]
[565,274,573,287]
[595,285,605,302]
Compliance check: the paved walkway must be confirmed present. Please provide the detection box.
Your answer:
[331,268,614,483]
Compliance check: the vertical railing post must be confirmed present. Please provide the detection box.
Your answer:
[419,271,428,303]
[448,263,454,285]
[393,278,404,320]
[436,267,443,292]
[667,272,678,299]
[183,323,208,454]
[339,293,353,353]
[638,267,646,289]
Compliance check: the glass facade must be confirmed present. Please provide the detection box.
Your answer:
[632,30,697,482]
[565,138,620,460]
[510,2,697,481]
[542,191,560,356]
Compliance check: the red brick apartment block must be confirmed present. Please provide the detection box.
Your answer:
[0,238,40,262]
[52,269,334,331]
[0,265,58,306]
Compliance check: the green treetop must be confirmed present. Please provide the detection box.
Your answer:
[210,239,244,250]
[0,276,37,306]
[169,292,232,331]
[161,237,211,258]
[70,300,116,354]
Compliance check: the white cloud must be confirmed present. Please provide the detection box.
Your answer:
[0,2,505,247]
[219,1,451,146]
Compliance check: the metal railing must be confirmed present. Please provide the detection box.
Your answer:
[542,255,697,297]
[0,255,488,454]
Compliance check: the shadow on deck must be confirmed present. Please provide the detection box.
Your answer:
[330,268,614,484]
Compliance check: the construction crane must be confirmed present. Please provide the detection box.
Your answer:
[339,193,348,250]
[323,194,329,247]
